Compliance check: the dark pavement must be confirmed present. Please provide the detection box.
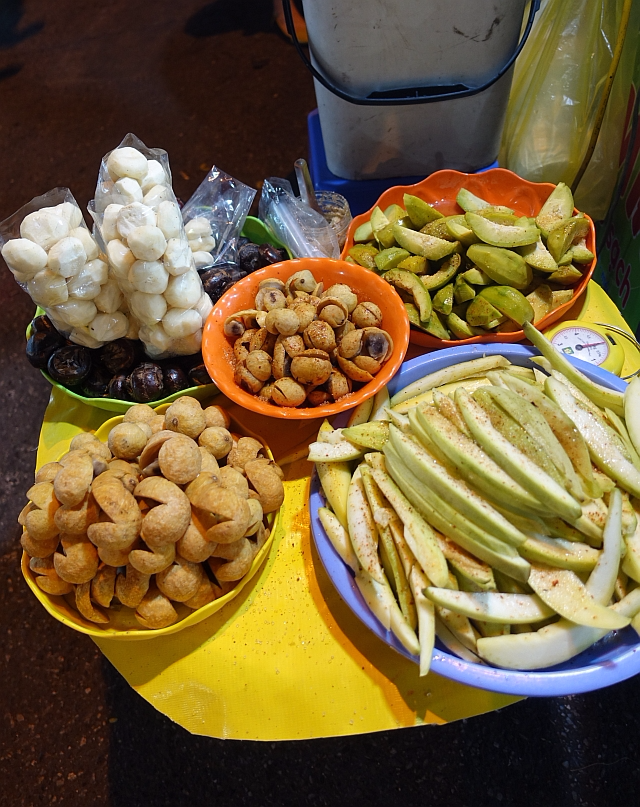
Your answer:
[1,2,640,806]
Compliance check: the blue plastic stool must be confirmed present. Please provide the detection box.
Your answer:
[307,109,499,217]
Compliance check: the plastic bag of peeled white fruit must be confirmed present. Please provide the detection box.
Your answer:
[0,187,130,348]
[89,133,212,359]
[180,166,256,272]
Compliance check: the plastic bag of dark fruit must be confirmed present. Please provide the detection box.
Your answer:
[26,313,215,408]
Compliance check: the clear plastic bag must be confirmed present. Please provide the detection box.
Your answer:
[0,187,129,347]
[258,178,339,259]
[181,166,256,271]
[89,133,212,358]
[499,0,640,220]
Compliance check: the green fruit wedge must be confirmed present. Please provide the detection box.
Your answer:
[403,193,443,227]
[465,296,504,328]
[465,212,540,248]
[535,182,574,237]
[519,237,558,272]
[353,220,374,242]
[397,255,427,274]
[374,247,410,273]
[421,252,461,291]
[383,268,432,322]
[348,243,379,269]
[393,223,459,260]
[467,244,532,290]
[546,216,590,262]
[432,283,454,315]
[445,215,479,248]
[477,286,534,325]
[456,187,514,214]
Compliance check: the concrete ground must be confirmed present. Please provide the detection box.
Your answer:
[1,2,640,806]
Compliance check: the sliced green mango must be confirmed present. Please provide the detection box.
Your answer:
[466,244,532,290]
[547,266,583,285]
[526,283,553,322]
[392,224,459,261]
[348,243,379,269]
[342,421,390,451]
[421,252,461,291]
[456,188,514,215]
[568,238,594,264]
[460,267,492,286]
[432,283,454,316]
[375,222,397,249]
[396,255,427,274]
[445,215,479,248]
[384,268,432,322]
[422,308,450,339]
[477,286,534,325]
[547,216,590,262]
[477,210,518,225]
[403,193,443,228]
[353,220,373,243]
[447,312,482,339]
[465,212,540,248]
[535,182,574,237]
[370,206,389,234]
[453,274,476,304]
[383,203,406,224]
[520,237,558,272]
[420,218,457,241]
[374,247,410,273]
[465,296,504,328]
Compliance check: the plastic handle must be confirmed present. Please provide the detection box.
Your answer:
[283,0,541,106]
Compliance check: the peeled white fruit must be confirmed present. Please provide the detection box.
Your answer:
[47,236,87,278]
[130,291,167,325]
[20,209,69,251]
[67,266,102,300]
[156,201,183,240]
[1,238,48,277]
[28,268,69,307]
[114,177,143,205]
[139,322,173,353]
[163,238,193,275]
[102,203,124,242]
[162,308,202,338]
[194,292,213,321]
[129,259,169,294]
[68,227,100,261]
[164,269,201,308]
[140,159,167,193]
[188,235,216,253]
[53,299,98,327]
[54,202,83,229]
[107,147,149,181]
[93,276,123,314]
[185,217,212,239]
[106,239,135,277]
[69,326,104,349]
[116,202,157,240]
[143,184,171,210]
[127,225,166,262]
[170,329,203,356]
[192,250,213,269]
[89,311,129,341]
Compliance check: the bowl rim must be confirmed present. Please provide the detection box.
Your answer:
[341,168,597,350]
[201,257,410,420]
[22,398,281,640]
[309,344,640,696]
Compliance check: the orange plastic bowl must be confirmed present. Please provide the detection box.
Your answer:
[342,168,597,349]
[202,257,410,420]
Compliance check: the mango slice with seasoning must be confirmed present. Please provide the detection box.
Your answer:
[392,224,459,261]
[465,212,540,248]
[466,244,532,290]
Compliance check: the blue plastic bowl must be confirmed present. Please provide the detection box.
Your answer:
[309,344,640,697]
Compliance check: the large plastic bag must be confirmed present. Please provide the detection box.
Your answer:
[89,133,211,358]
[500,0,640,220]
[0,188,129,347]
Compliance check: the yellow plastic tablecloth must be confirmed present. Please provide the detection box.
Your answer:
[35,282,640,741]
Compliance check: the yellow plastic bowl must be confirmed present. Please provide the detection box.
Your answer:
[22,399,281,640]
